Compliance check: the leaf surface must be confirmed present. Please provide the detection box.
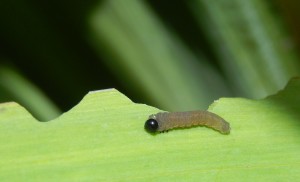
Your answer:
[1,79,300,181]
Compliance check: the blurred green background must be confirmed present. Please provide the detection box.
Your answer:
[0,0,300,121]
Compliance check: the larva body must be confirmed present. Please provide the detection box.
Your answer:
[145,111,230,134]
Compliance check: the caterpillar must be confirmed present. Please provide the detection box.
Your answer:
[144,111,230,134]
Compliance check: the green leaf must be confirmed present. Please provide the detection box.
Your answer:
[0,66,61,121]
[190,0,300,98]
[1,78,300,181]
[89,0,230,111]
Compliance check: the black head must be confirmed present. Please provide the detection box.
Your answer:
[144,119,159,133]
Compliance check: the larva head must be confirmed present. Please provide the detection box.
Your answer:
[144,114,159,133]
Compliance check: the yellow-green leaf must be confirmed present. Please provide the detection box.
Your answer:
[1,79,300,181]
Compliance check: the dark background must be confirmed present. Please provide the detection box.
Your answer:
[0,0,299,120]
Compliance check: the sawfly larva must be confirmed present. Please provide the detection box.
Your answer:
[144,111,230,134]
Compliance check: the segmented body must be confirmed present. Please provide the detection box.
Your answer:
[149,111,230,134]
